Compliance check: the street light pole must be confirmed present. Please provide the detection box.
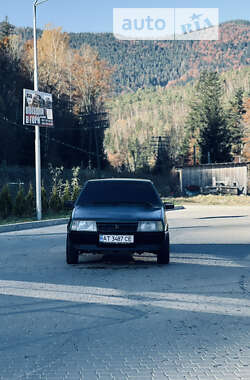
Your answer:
[33,0,48,220]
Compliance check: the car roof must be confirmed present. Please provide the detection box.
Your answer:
[86,178,152,183]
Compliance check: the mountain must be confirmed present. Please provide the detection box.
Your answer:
[0,19,249,170]
[14,20,250,94]
[68,21,250,93]
[104,66,250,170]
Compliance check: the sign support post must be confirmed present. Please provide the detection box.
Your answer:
[33,0,48,220]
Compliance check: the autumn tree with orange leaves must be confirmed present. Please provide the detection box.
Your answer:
[24,26,70,97]
[24,25,112,115]
[71,45,112,114]
[23,25,112,169]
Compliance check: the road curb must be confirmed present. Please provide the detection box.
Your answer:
[0,218,69,233]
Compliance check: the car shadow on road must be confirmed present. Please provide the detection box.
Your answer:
[74,242,250,270]
[77,253,157,269]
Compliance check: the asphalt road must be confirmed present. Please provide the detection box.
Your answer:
[0,205,250,380]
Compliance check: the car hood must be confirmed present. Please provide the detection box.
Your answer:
[72,204,163,222]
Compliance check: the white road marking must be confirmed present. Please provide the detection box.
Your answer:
[1,279,250,317]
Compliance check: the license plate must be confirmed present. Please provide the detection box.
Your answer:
[99,234,134,244]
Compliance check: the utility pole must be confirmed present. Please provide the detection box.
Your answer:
[33,0,48,220]
[79,111,108,177]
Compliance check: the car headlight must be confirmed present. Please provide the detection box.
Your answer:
[70,220,97,232]
[137,221,163,232]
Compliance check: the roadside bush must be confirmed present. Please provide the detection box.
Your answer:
[25,183,35,216]
[14,185,26,217]
[71,166,81,201]
[48,163,64,197]
[0,184,12,219]
[61,180,71,208]
[49,185,62,212]
[41,182,49,214]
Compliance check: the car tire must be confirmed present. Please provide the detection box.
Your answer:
[66,236,79,264]
[157,234,170,265]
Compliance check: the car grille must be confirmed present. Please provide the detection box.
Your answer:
[97,222,138,233]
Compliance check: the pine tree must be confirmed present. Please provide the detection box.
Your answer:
[14,185,26,217]
[186,71,232,164]
[25,183,35,216]
[0,184,12,219]
[0,17,15,40]
[154,136,172,173]
[227,88,245,155]
[41,183,49,214]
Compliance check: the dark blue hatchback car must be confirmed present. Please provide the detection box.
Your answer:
[66,178,170,264]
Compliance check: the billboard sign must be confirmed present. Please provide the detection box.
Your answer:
[23,89,53,127]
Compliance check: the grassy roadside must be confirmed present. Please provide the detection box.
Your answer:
[0,211,70,226]
[162,194,250,206]
[1,195,250,225]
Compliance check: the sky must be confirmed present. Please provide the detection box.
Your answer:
[0,0,249,33]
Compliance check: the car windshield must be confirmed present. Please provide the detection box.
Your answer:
[76,181,162,207]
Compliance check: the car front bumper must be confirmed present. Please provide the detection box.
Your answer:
[68,231,169,255]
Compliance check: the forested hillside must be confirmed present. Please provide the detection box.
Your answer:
[0,18,249,172]
[14,20,250,93]
[69,22,250,93]
[104,67,250,171]
[0,25,112,169]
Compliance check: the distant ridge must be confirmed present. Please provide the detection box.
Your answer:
[15,20,250,94]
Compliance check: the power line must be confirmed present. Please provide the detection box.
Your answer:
[44,134,96,156]
[51,125,109,130]
[0,114,96,156]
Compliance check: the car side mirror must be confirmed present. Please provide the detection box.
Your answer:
[64,200,75,209]
[163,202,174,210]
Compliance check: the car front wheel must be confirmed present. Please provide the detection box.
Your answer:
[66,236,79,264]
[157,234,170,265]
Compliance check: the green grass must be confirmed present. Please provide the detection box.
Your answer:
[0,210,70,226]
[162,195,250,206]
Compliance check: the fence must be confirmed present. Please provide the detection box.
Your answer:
[177,162,250,195]
[0,165,179,198]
